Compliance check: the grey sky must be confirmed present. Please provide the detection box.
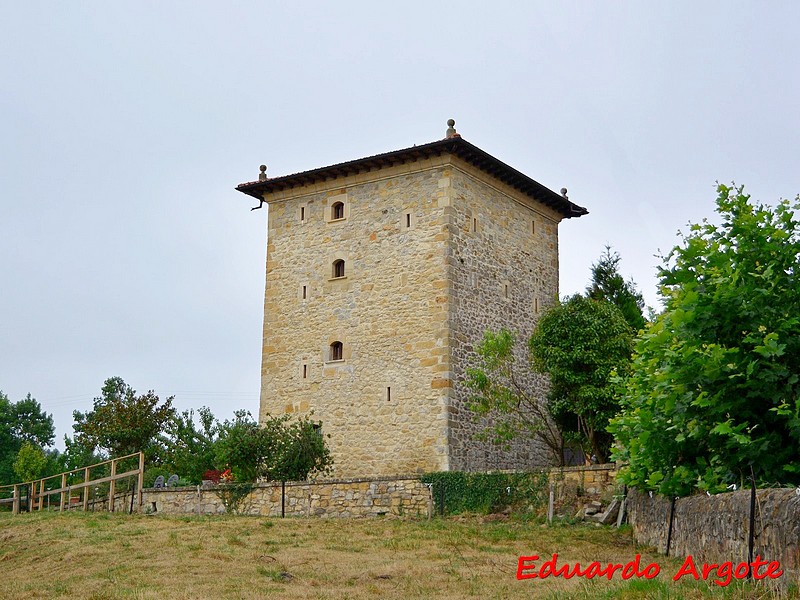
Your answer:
[2,2,798,448]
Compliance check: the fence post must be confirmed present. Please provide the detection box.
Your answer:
[547,482,555,524]
[12,485,19,515]
[83,467,90,512]
[129,480,136,514]
[109,458,117,512]
[60,473,67,511]
[281,480,286,518]
[616,485,628,528]
[137,452,144,507]
[28,483,34,512]
[665,496,676,556]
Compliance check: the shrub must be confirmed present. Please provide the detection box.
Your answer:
[420,471,549,515]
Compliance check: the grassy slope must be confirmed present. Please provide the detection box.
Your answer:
[0,511,792,599]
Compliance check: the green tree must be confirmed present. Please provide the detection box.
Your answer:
[60,435,105,473]
[166,407,219,483]
[465,329,564,464]
[609,185,800,496]
[587,245,646,332]
[530,295,634,463]
[72,377,176,463]
[214,411,332,483]
[13,441,47,483]
[0,392,55,485]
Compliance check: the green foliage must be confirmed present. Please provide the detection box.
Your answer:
[420,471,549,515]
[586,245,646,332]
[609,185,800,496]
[214,410,333,483]
[167,407,219,484]
[530,295,634,463]
[466,247,641,466]
[213,483,254,515]
[72,377,176,464]
[13,441,47,483]
[465,330,563,463]
[0,391,55,485]
[60,435,105,474]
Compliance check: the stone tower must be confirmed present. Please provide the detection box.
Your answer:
[236,122,587,477]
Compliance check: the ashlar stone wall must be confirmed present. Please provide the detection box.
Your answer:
[260,158,454,477]
[258,152,564,477]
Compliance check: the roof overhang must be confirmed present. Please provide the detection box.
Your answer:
[236,136,588,219]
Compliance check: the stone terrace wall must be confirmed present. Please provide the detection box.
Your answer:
[139,466,619,519]
[140,476,430,518]
[628,488,800,585]
[554,464,619,497]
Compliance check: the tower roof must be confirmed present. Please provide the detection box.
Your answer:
[236,136,588,219]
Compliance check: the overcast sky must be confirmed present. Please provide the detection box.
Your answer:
[2,2,798,448]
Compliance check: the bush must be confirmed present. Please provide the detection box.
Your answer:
[420,471,549,515]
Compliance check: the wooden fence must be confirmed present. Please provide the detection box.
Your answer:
[0,452,144,515]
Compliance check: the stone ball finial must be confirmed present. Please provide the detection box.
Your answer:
[560,187,568,199]
[259,165,267,181]
[445,119,457,138]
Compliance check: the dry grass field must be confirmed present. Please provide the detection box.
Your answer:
[0,511,794,599]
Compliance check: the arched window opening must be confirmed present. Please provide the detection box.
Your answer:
[333,259,345,278]
[330,341,343,361]
[332,201,345,220]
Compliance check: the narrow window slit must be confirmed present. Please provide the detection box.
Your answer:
[333,259,345,278]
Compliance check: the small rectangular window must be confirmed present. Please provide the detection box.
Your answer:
[386,387,391,402]
[504,284,509,298]
[405,213,411,228]
[534,297,539,313]
[302,285,307,299]
[532,220,536,234]
[303,364,308,379]
[301,206,305,221]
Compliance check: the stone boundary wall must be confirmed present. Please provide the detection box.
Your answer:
[138,465,619,519]
[552,464,619,497]
[140,476,431,518]
[627,487,800,586]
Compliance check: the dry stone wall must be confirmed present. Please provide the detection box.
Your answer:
[627,488,800,586]
[138,467,617,519]
[140,476,430,518]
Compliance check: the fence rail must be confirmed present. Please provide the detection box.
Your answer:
[0,452,144,515]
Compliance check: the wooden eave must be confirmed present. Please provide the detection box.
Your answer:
[235,137,588,218]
